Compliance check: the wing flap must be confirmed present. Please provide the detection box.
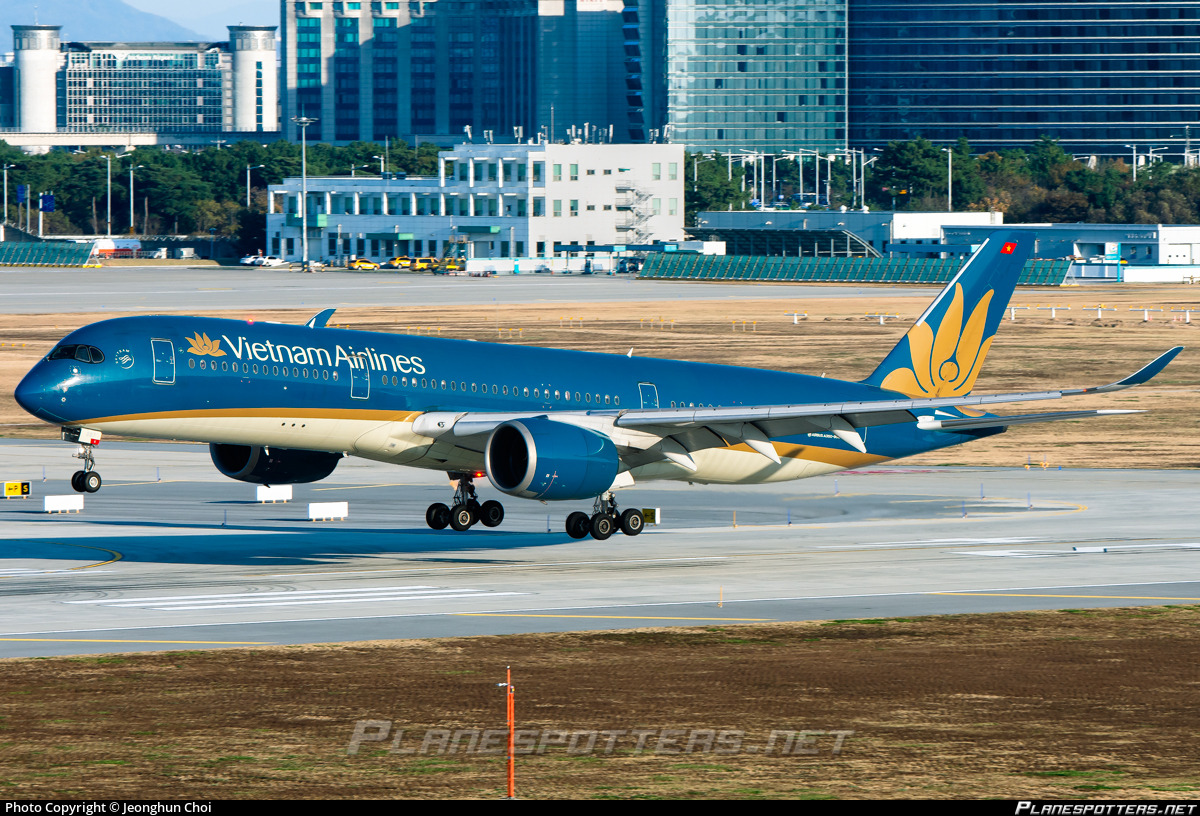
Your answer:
[917,409,1142,433]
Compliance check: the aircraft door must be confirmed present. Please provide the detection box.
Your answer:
[350,354,370,399]
[151,339,175,384]
[638,382,659,409]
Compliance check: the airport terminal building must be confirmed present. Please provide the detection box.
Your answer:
[0,24,279,152]
[265,142,686,264]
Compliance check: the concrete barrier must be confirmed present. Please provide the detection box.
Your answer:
[309,501,348,521]
[45,495,83,513]
[257,484,293,503]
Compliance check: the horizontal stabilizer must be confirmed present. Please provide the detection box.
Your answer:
[917,409,1141,433]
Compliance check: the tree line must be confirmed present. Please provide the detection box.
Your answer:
[687,136,1200,225]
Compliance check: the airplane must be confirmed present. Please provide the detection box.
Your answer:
[14,230,1182,541]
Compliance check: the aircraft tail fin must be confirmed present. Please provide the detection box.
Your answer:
[862,230,1034,397]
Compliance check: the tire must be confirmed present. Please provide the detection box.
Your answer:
[479,500,504,528]
[70,471,86,493]
[590,513,615,541]
[565,511,591,540]
[426,502,451,530]
[450,503,475,531]
[619,508,644,536]
[82,471,102,493]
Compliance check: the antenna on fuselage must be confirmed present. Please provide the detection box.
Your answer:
[306,308,336,329]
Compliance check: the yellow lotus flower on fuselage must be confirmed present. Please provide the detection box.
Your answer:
[186,331,226,357]
[880,283,993,398]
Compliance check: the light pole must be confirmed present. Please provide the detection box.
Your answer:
[350,164,370,177]
[941,147,953,212]
[292,116,317,272]
[2,163,13,229]
[245,164,264,208]
[103,155,112,237]
[1125,144,1138,181]
[128,164,145,235]
[373,154,386,175]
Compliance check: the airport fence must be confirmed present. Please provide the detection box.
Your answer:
[0,240,95,267]
[639,255,1070,286]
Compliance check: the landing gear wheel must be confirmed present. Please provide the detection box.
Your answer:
[426,502,451,530]
[450,503,476,531]
[566,511,591,540]
[590,513,615,541]
[82,471,102,493]
[71,471,86,493]
[479,500,504,528]
[619,508,644,536]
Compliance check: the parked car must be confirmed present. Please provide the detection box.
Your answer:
[240,254,264,266]
[410,257,438,271]
[259,256,288,267]
[349,258,381,270]
[381,257,411,269]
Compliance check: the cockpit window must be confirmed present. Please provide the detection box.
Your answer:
[47,344,104,364]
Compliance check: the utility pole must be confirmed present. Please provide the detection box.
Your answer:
[292,116,318,272]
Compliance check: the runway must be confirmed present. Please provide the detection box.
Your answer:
[1,439,1196,658]
[0,265,938,313]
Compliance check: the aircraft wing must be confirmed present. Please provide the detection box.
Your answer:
[411,346,1181,468]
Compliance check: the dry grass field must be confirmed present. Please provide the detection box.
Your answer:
[2,608,1199,799]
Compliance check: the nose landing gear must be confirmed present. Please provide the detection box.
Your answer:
[426,472,505,531]
[63,427,103,493]
[566,492,644,540]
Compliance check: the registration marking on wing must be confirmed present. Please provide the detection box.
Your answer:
[64,585,526,611]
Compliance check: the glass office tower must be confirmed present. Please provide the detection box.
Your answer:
[848,1,1200,153]
[663,0,847,152]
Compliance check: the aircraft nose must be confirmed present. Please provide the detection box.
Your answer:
[14,365,62,423]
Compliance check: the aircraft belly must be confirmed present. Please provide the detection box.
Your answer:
[628,445,889,485]
[88,415,369,453]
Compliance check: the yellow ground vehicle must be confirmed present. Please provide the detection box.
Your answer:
[349,259,381,270]
[410,257,437,270]
[382,257,411,269]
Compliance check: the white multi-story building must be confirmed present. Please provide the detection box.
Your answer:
[266,142,686,264]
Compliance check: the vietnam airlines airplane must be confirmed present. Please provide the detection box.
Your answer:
[14,231,1181,540]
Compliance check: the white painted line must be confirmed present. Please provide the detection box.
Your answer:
[64,585,441,604]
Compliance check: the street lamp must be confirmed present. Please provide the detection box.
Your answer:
[1124,144,1138,182]
[2,163,14,228]
[941,148,953,212]
[103,155,112,237]
[245,164,264,208]
[291,116,318,272]
[350,164,370,177]
[373,154,386,175]
[128,164,145,235]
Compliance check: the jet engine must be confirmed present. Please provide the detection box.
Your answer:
[209,443,342,484]
[485,418,619,501]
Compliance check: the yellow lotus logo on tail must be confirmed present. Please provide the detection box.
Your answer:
[880,284,993,398]
[186,332,226,357]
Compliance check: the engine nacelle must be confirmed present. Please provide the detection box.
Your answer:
[209,443,342,485]
[485,418,619,501]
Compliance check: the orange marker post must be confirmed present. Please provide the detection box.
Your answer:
[499,667,515,799]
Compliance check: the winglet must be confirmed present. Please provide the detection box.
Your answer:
[1069,346,1183,395]
[305,308,336,329]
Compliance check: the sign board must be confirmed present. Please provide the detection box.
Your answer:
[4,481,30,498]
[640,507,661,525]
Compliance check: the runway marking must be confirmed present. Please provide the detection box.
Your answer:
[821,537,1039,550]
[249,555,729,578]
[65,585,526,611]
[931,592,1200,602]
[0,638,267,644]
[312,483,430,491]
[456,613,775,621]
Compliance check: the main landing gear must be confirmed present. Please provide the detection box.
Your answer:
[63,427,103,494]
[565,492,644,541]
[425,472,505,531]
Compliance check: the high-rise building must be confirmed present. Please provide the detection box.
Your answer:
[0,24,279,146]
[847,0,1200,153]
[282,0,629,145]
[660,0,846,153]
